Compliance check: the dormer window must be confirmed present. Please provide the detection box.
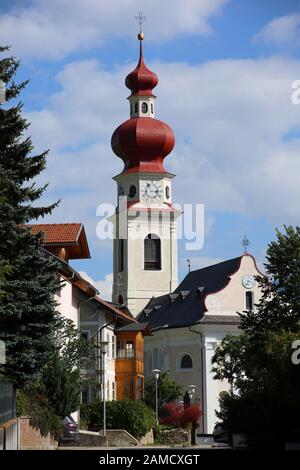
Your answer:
[142,102,148,113]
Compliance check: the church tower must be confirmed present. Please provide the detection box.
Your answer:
[111,31,179,316]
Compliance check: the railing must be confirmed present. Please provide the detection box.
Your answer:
[0,381,16,425]
[116,350,144,361]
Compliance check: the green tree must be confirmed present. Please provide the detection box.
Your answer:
[144,371,183,413]
[212,226,300,445]
[0,46,60,387]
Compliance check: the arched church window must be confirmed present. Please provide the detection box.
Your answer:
[135,102,138,113]
[246,291,254,310]
[144,234,161,270]
[180,354,193,369]
[142,102,148,113]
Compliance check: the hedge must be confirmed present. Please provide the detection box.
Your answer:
[80,399,156,439]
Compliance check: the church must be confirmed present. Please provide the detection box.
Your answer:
[110,30,263,434]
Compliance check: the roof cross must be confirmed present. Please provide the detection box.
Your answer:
[135,11,146,33]
[242,235,250,253]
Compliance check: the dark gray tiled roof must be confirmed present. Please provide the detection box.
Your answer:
[138,256,243,330]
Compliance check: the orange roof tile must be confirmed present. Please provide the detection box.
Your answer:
[29,223,83,244]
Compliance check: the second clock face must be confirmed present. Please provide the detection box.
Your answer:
[142,181,163,202]
[242,275,255,289]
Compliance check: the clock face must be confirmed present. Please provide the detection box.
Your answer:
[242,275,255,289]
[142,181,163,202]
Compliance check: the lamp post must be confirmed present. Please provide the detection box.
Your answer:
[100,340,109,437]
[188,385,197,445]
[152,369,160,425]
[188,384,197,403]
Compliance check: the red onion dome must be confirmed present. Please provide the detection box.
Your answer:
[125,36,158,97]
[111,117,175,173]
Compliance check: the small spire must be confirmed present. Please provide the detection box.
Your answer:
[135,11,146,59]
[242,235,250,254]
[187,259,191,273]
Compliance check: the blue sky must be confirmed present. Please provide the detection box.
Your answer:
[1,0,300,298]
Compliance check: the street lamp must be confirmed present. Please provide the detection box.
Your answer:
[188,385,197,445]
[188,384,197,403]
[152,369,160,425]
[100,340,109,437]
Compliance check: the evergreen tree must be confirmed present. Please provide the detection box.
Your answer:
[0,46,60,387]
[144,371,183,414]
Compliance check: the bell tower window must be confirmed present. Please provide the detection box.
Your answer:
[144,234,161,270]
[134,102,138,113]
[151,103,153,114]
[142,102,148,113]
[119,238,125,272]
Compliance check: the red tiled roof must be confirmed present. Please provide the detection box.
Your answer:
[29,223,82,244]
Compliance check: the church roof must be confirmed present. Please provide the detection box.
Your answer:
[137,256,244,330]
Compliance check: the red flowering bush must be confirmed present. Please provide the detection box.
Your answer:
[160,402,202,428]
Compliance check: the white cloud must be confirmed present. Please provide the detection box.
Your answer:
[79,271,113,301]
[0,0,228,59]
[254,13,300,48]
[23,54,300,277]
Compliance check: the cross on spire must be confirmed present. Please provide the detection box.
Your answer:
[135,11,146,33]
[242,235,250,254]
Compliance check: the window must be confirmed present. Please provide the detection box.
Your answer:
[81,331,90,341]
[144,234,161,270]
[246,291,254,310]
[180,354,193,370]
[117,340,135,358]
[118,294,124,305]
[111,335,115,359]
[142,101,148,113]
[137,377,143,400]
[130,103,133,115]
[151,103,153,114]
[81,387,89,404]
[118,238,124,272]
[134,102,138,113]
[112,382,116,400]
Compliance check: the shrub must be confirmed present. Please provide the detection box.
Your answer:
[80,399,156,438]
[160,402,202,428]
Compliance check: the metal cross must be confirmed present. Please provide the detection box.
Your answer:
[242,235,250,253]
[135,11,146,33]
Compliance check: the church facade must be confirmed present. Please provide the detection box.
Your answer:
[110,32,263,434]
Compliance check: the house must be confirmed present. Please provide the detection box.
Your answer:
[29,223,150,403]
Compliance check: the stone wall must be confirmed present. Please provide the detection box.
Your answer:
[19,417,58,450]
[160,428,190,446]
[139,429,154,446]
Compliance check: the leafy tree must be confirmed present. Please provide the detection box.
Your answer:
[144,371,183,413]
[212,226,300,445]
[0,46,60,387]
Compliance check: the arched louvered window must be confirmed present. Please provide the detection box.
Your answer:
[144,234,161,270]
[181,354,193,369]
[246,291,254,310]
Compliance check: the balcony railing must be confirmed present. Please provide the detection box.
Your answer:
[117,350,144,361]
